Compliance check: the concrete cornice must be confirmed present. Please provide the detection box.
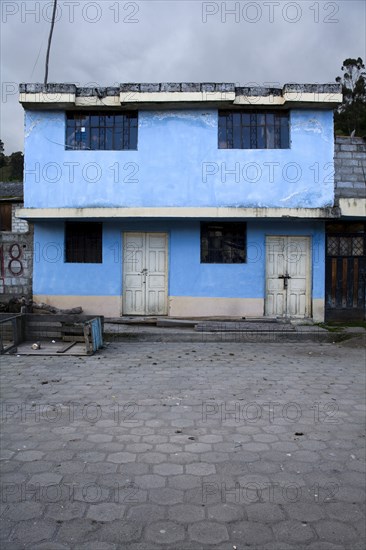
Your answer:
[16,206,341,220]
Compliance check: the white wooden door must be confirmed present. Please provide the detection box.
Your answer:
[265,236,311,318]
[123,233,168,315]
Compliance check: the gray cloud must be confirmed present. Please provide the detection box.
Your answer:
[1,0,365,153]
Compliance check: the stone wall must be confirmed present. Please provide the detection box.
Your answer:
[0,229,33,303]
[334,136,366,202]
[11,203,29,233]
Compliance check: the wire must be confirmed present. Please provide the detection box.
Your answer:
[30,32,47,81]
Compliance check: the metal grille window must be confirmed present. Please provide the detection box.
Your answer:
[66,112,138,150]
[65,222,102,263]
[201,222,246,263]
[327,236,364,257]
[218,111,290,149]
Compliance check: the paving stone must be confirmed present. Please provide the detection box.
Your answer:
[199,452,230,463]
[272,520,315,543]
[107,452,136,463]
[14,450,44,461]
[200,435,224,443]
[246,502,285,522]
[169,503,205,523]
[154,463,184,475]
[75,544,116,550]
[97,521,142,543]
[2,501,44,521]
[207,503,245,522]
[119,463,149,475]
[189,521,229,544]
[29,544,70,550]
[11,519,57,543]
[46,502,86,521]
[134,474,166,489]
[0,543,26,550]
[145,521,185,544]
[85,462,118,474]
[56,519,100,542]
[156,443,184,453]
[137,452,168,464]
[87,434,114,443]
[149,487,184,505]
[186,463,216,476]
[325,502,364,522]
[169,453,199,464]
[168,474,202,490]
[0,519,15,541]
[285,501,326,521]
[305,544,345,550]
[28,472,63,485]
[262,544,299,550]
[126,443,154,453]
[184,443,212,453]
[72,483,111,504]
[143,435,169,445]
[86,502,126,522]
[314,520,358,544]
[230,521,273,545]
[54,461,85,474]
[126,504,166,523]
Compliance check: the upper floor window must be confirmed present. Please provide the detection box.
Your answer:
[66,112,138,151]
[218,111,289,149]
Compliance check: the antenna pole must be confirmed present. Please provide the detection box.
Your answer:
[44,0,58,85]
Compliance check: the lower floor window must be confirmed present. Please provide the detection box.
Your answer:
[201,222,246,263]
[65,222,102,263]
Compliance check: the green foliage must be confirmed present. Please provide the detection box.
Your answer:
[0,141,24,181]
[0,139,5,169]
[334,57,366,136]
[9,152,24,181]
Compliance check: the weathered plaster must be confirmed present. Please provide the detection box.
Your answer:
[23,109,335,210]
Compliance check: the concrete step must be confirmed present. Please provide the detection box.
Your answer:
[103,325,364,344]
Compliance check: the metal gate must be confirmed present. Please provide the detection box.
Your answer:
[325,222,366,321]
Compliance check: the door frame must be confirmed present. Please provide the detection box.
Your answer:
[265,235,312,318]
[122,231,169,316]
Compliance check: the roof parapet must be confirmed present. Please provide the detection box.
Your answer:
[19,82,342,109]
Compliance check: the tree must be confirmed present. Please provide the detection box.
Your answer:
[334,57,366,136]
[8,152,24,181]
[0,139,5,168]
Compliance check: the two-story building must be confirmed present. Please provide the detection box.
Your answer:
[17,82,364,322]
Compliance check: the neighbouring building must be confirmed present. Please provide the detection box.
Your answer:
[16,82,366,321]
[325,136,366,321]
[0,182,33,305]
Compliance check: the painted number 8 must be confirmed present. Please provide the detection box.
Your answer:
[8,244,23,276]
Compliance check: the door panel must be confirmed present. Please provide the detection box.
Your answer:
[266,236,311,318]
[123,232,168,315]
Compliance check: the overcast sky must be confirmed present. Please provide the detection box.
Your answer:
[1,0,365,153]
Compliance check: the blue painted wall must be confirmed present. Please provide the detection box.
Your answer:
[24,109,334,209]
[33,220,325,300]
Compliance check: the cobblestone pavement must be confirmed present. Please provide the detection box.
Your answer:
[0,341,365,550]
